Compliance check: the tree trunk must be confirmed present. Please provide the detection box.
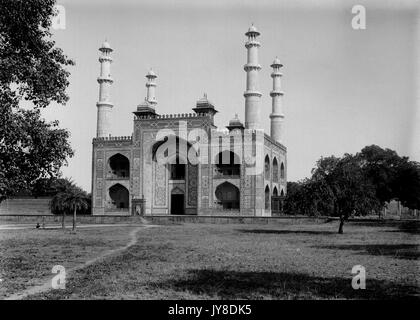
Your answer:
[62,211,66,229]
[72,205,76,231]
[338,215,345,234]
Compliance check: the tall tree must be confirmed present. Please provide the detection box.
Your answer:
[0,0,74,201]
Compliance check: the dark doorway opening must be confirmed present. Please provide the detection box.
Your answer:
[171,194,185,215]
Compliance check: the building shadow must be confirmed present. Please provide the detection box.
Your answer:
[314,244,419,260]
[156,269,419,299]
[237,229,336,235]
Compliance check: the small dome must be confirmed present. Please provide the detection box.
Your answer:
[99,40,113,52]
[197,93,210,105]
[228,114,244,128]
[271,56,283,68]
[147,69,157,77]
[249,25,258,32]
[245,24,260,36]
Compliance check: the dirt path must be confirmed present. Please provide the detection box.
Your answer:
[4,224,157,300]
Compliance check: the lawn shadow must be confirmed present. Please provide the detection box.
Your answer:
[385,221,420,235]
[237,229,336,235]
[157,269,419,299]
[314,244,419,260]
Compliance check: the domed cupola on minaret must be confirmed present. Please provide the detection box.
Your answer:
[192,93,218,124]
[226,114,244,131]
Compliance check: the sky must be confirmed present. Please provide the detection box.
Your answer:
[41,0,420,192]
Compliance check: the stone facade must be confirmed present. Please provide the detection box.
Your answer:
[92,26,287,216]
[92,113,287,216]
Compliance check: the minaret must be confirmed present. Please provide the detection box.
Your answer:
[269,57,285,143]
[145,69,157,107]
[96,40,113,138]
[133,69,159,118]
[244,24,262,130]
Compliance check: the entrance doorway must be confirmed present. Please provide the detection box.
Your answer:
[171,194,185,215]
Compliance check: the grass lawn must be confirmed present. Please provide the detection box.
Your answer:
[0,220,419,299]
[0,225,139,299]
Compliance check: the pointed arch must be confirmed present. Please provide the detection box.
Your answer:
[264,155,270,180]
[272,157,279,182]
[280,162,285,179]
[108,153,130,178]
[170,186,185,214]
[273,186,278,196]
[265,185,270,210]
[108,183,129,209]
[280,189,285,197]
[215,181,240,209]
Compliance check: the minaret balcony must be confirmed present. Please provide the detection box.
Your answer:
[269,113,285,119]
[243,90,262,98]
[99,56,113,63]
[269,90,284,97]
[245,41,261,49]
[243,63,261,71]
[97,76,114,84]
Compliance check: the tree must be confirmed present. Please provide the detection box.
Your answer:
[284,146,420,233]
[393,160,420,210]
[357,145,404,206]
[311,155,381,233]
[66,187,89,231]
[330,155,381,233]
[50,178,89,231]
[0,0,74,201]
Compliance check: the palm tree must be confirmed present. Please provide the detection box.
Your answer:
[66,187,89,231]
[50,178,89,231]
[50,191,69,229]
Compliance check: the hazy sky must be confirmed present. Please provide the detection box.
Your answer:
[41,0,419,192]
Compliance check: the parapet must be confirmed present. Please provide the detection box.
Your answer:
[135,113,209,120]
[93,135,133,142]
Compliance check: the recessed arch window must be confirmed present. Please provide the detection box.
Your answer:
[265,185,270,210]
[109,183,129,209]
[108,153,130,178]
[273,157,279,182]
[273,186,278,197]
[264,155,270,180]
[280,162,285,179]
[215,182,240,209]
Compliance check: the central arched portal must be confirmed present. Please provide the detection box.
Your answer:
[109,183,129,210]
[170,187,185,215]
[215,182,240,210]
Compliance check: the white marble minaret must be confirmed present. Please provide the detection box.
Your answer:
[244,25,262,130]
[269,57,285,143]
[146,69,157,107]
[96,40,114,138]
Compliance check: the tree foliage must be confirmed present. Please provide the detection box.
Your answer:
[284,145,420,233]
[50,178,89,230]
[0,0,74,201]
